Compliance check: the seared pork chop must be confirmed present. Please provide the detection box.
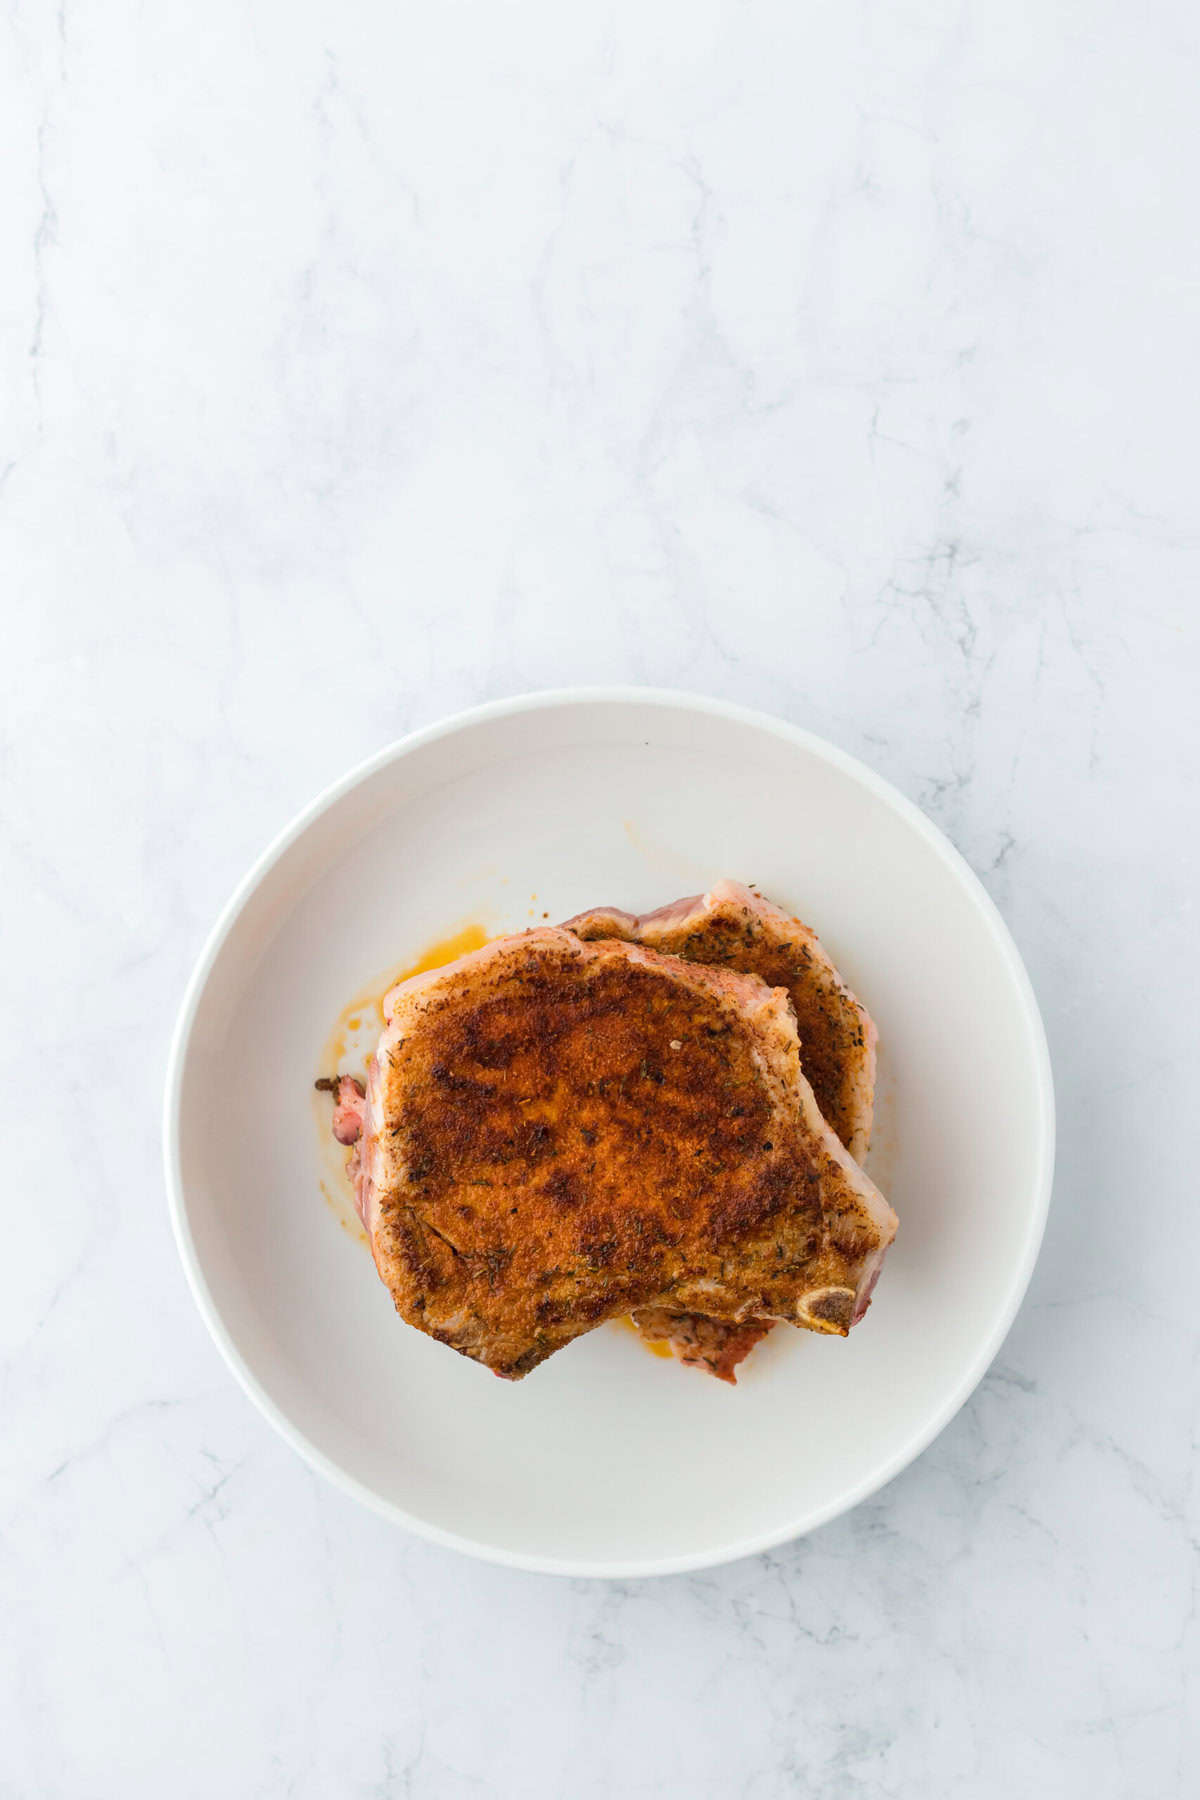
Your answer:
[341,928,895,1378]
[566,882,876,1156]
[565,882,879,1379]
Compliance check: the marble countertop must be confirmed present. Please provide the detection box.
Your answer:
[3,2,1197,1793]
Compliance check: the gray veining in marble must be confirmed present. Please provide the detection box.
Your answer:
[2,2,1197,1793]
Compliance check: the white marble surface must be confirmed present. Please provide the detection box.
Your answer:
[2,1,1197,1792]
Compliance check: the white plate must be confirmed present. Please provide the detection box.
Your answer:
[165,690,1054,1576]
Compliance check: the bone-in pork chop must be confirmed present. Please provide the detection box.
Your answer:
[565,882,879,1379]
[566,882,876,1156]
[342,928,896,1378]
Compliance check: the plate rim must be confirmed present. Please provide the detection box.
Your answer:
[163,685,1056,1578]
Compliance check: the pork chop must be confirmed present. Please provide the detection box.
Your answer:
[565,882,878,1379]
[339,927,895,1378]
[565,882,876,1156]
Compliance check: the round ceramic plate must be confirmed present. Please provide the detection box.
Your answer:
[165,690,1054,1576]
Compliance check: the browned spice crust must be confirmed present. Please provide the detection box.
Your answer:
[361,931,894,1377]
